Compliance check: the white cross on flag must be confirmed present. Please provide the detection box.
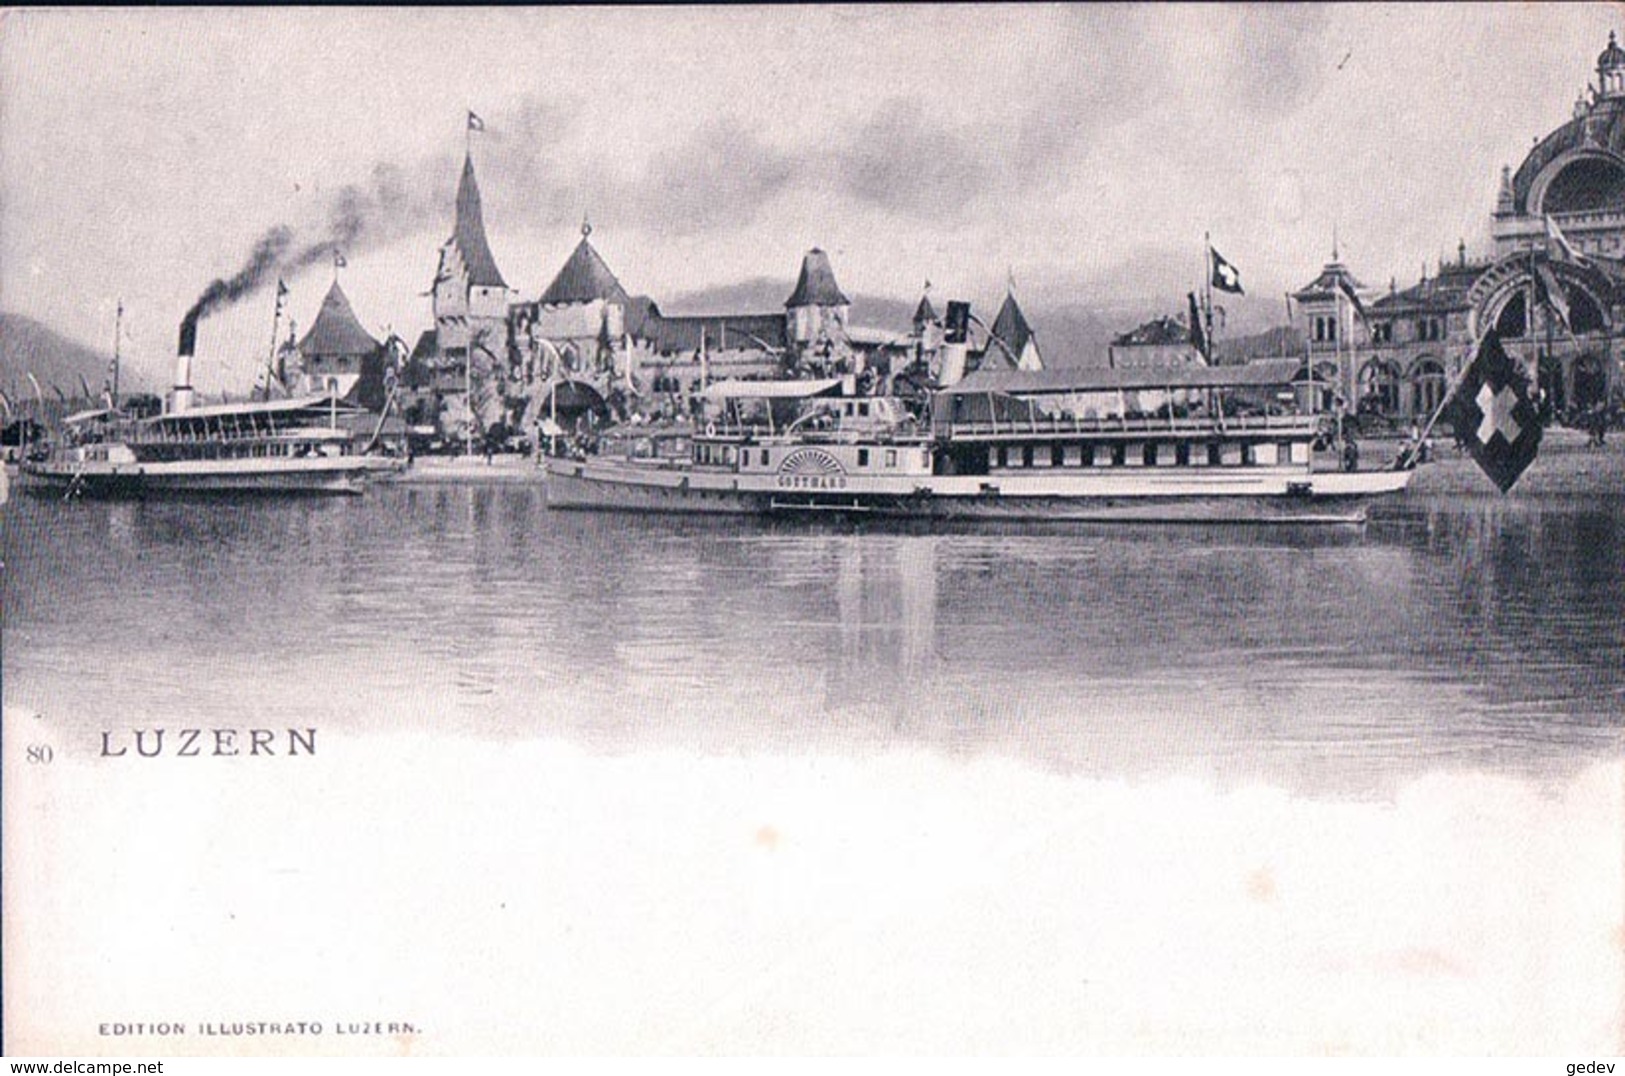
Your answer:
[1447,329,1543,493]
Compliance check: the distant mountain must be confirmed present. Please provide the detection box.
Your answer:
[1214,324,1305,364]
[0,313,146,406]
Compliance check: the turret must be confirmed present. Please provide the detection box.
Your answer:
[1599,31,1625,99]
[785,248,850,346]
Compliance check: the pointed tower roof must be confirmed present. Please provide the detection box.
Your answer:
[1291,258,1364,302]
[987,291,1036,367]
[912,293,939,327]
[539,225,630,306]
[299,281,380,357]
[451,154,506,289]
[785,248,850,308]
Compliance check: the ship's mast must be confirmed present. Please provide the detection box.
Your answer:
[264,283,284,403]
[1202,233,1216,365]
[111,299,122,408]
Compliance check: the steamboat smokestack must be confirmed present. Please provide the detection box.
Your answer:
[171,310,199,414]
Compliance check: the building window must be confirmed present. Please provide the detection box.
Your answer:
[1051,445,1064,466]
[857,448,869,467]
[1371,322,1392,344]
[1021,446,1034,467]
[885,448,897,467]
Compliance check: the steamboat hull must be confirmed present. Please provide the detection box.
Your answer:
[22,458,370,498]
[545,460,1409,524]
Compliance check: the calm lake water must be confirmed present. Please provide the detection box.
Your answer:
[5,486,1623,796]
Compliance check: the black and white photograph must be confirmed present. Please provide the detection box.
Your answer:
[2,4,1621,1056]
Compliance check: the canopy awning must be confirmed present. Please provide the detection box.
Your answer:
[701,377,844,400]
[154,395,364,422]
[942,359,1304,396]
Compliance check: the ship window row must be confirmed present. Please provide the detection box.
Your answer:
[991,442,1308,468]
[694,444,924,470]
[137,441,346,462]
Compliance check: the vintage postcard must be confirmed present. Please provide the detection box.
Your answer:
[3,5,1622,1056]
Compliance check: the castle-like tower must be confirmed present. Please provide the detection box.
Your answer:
[432,153,509,365]
[785,248,850,350]
[298,280,386,409]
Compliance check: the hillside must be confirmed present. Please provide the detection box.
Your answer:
[0,312,147,406]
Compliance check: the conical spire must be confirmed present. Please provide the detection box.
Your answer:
[540,223,630,306]
[452,153,506,289]
[785,248,850,308]
[912,293,939,327]
[299,280,380,357]
[988,290,1038,369]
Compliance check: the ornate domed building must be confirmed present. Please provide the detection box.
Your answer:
[1293,34,1625,424]
[1495,32,1625,259]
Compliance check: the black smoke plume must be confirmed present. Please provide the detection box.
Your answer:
[176,94,580,351]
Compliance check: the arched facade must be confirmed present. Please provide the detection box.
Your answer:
[1292,35,1625,427]
[1466,252,1618,418]
[1409,356,1447,418]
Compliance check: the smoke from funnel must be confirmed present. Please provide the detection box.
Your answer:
[177,95,576,347]
[178,311,199,357]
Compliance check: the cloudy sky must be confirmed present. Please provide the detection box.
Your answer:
[0,5,1614,390]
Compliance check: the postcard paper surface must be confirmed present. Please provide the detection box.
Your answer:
[3,5,1622,1056]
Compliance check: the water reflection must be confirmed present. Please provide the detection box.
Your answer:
[4,489,1621,795]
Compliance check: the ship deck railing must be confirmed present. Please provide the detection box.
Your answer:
[934,412,1321,441]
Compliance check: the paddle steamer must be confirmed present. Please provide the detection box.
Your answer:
[545,361,1413,524]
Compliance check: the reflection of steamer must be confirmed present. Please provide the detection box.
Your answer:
[22,310,400,498]
[546,364,1415,524]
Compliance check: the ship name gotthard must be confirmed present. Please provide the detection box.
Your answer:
[776,448,848,490]
[100,728,317,758]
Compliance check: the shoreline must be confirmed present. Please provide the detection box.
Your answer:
[11,430,1622,497]
[375,455,546,485]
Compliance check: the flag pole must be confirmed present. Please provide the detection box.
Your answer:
[1400,340,1479,470]
[264,285,283,402]
[112,299,122,410]
[1203,233,1215,364]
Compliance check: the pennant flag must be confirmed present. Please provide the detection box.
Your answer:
[943,301,971,344]
[1545,215,1587,265]
[1187,292,1208,356]
[1336,276,1367,322]
[467,110,486,132]
[1210,247,1244,294]
[1534,263,1571,332]
[78,373,93,401]
[1447,329,1543,493]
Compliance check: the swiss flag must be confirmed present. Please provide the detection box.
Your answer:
[1447,329,1543,493]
